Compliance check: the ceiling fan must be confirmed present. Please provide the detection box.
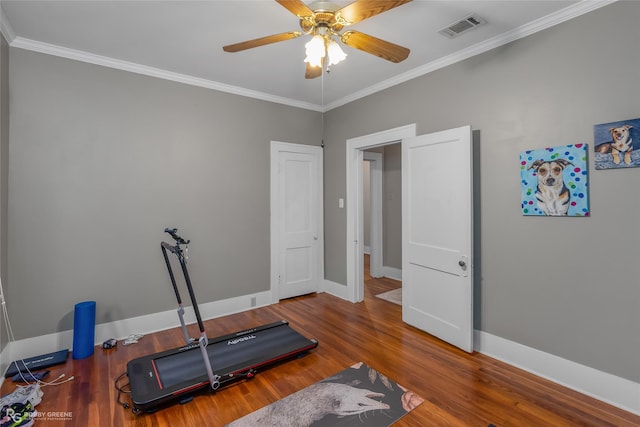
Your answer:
[223,0,413,79]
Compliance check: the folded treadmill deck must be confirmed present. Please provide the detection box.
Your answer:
[127,320,317,412]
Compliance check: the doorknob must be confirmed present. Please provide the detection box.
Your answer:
[313,235,318,240]
[458,260,467,270]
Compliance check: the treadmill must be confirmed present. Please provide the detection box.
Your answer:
[126,228,318,413]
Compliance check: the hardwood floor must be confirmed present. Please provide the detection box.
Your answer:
[2,264,637,426]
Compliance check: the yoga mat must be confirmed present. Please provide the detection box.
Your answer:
[72,301,96,359]
[227,362,424,427]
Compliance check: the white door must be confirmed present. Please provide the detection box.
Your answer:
[402,126,474,352]
[270,142,323,300]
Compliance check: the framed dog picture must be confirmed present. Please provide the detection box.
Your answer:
[520,144,589,217]
[593,117,640,169]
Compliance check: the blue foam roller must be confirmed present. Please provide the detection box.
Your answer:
[72,301,96,359]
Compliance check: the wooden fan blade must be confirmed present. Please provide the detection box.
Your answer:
[337,0,412,25]
[276,0,313,18]
[223,31,302,52]
[305,60,323,79]
[341,30,410,63]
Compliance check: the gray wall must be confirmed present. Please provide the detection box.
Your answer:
[4,1,638,385]
[382,144,401,270]
[7,50,322,339]
[362,145,402,271]
[0,34,8,352]
[362,159,370,248]
[323,1,639,382]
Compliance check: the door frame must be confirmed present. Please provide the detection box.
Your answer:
[363,151,383,278]
[270,141,324,303]
[345,124,416,302]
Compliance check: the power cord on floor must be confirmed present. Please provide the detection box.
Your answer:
[1,277,74,388]
[12,370,75,387]
[115,372,131,409]
[115,372,140,414]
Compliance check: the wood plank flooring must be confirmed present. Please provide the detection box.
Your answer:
[2,262,637,426]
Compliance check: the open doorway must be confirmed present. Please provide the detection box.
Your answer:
[363,145,402,304]
[363,151,382,278]
[347,124,474,352]
[345,124,416,303]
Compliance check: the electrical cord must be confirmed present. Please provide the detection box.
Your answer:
[114,372,131,409]
[2,278,143,415]
[13,371,74,387]
[1,277,75,388]
[114,372,140,414]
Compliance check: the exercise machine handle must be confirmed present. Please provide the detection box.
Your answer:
[161,227,220,390]
[164,228,190,245]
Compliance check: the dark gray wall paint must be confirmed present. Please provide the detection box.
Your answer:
[322,2,639,381]
[362,159,370,248]
[362,145,402,271]
[4,1,638,385]
[0,34,9,352]
[382,144,401,270]
[8,49,321,339]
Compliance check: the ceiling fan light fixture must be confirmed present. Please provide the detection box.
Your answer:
[223,0,413,78]
[304,34,325,67]
[327,39,347,66]
[305,34,347,69]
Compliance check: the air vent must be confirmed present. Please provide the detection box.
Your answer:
[439,14,487,39]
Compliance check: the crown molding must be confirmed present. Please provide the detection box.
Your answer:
[2,0,617,113]
[9,36,323,112]
[324,0,618,111]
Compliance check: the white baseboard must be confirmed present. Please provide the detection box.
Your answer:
[3,290,636,416]
[474,330,640,415]
[321,279,349,300]
[2,290,274,375]
[382,266,402,282]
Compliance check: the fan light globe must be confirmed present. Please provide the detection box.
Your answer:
[304,35,325,67]
[305,35,347,68]
[327,40,347,66]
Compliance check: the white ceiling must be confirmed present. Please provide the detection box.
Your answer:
[0,1,613,111]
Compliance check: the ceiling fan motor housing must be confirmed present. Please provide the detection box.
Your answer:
[299,2,344,35]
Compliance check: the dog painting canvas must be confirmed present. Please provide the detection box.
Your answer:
[520,144,589,217]
[594,118,640,169]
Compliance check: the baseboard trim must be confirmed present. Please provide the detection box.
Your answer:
[321,279,349,300]
[474,330,640,415]
[3,291,636,416]
[1,290,274,376]
[382,266,402,282]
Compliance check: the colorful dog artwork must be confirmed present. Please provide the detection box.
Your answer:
[520,144,589,217]
[594,118,640,169]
